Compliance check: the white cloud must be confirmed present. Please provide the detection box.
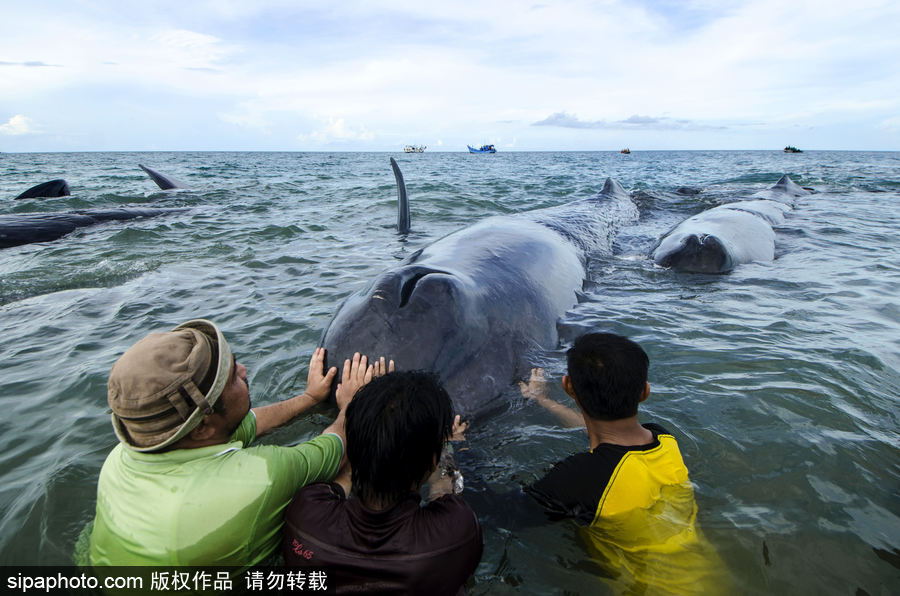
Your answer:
[877,116,900,132]
[0,0,897,149]
[297,117,374,145]
[533,112,726,131]
[149,29,232,69]
[0,114,36,135]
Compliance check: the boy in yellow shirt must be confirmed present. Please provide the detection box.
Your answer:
[522,332,727,594]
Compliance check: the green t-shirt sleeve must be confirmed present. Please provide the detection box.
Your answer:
[265,433,343,494]
[229,411,257,447]
[240,433,344,566]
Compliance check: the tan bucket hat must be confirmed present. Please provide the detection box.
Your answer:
[107,319,233,452]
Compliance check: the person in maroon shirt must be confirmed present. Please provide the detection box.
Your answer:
[283,370,483,595]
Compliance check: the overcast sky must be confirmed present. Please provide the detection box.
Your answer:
[1,1,897,152]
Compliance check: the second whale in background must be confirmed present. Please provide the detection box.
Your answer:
[651,175,810,273]
[0,208,187,249]
[13,179,71,200]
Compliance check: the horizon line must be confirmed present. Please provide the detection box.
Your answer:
[2,148,897,154]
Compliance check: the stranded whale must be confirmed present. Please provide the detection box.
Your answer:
[651,175,810,273]
[13,179,71,200]
[0,208,187,249]
[321,162,638,418]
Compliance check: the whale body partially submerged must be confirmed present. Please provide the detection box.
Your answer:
[13,179,71,200]
[321,162,638,417]
[0,208,187,249]
[651,175,810,273]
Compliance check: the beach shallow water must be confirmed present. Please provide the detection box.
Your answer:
[1,151,897,594]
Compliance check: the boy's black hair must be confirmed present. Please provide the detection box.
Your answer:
[566,332,649,420]
[345,371,454,505]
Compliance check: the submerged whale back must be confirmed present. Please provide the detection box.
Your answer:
[0,208,187,249]
[528,177,638,254]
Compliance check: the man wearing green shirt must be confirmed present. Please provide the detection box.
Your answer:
[87,319,380,568]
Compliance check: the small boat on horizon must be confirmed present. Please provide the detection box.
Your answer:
[404,145,426,153]
[468,144,496,154]
[620,148,631,154]
[783,145,802,153]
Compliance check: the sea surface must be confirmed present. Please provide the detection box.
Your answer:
[1,151,897,594]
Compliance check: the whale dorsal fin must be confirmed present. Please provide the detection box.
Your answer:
[598,177,627,198]
[390,157,410,234]
[771,174,811,197]
[139,164,187,190]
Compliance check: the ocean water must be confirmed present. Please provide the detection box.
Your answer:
[1,151,897,594]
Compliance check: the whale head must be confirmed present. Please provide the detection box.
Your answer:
[320,262,515,417]
[653,233,734,274]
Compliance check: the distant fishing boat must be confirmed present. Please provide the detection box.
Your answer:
[620,148,631,154]
[404,145,426,153]
[467,144,496,154]
[783,146,802,153]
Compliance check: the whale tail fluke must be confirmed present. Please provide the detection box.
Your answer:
[390,157,410,234]
[139,164,187,190]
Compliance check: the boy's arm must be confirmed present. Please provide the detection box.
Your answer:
[520,368,585,429]
[427,415,468,500]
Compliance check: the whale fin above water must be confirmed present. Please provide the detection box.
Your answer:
[771,174,807,196]
[751,173,811,203]
[139,164,187,190]
[14,179,71,200]
[389,157,410,234]
[598,177,628,198]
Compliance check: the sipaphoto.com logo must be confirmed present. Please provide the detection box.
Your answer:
[5,569,142,593]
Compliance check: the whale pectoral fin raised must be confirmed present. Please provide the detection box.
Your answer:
[390,157,411,234]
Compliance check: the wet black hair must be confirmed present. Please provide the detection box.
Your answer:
[346,371,454,505]
[566,332,649,420]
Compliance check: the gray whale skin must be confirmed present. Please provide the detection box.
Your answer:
[651,175,810,273]
[321,165,638,418]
